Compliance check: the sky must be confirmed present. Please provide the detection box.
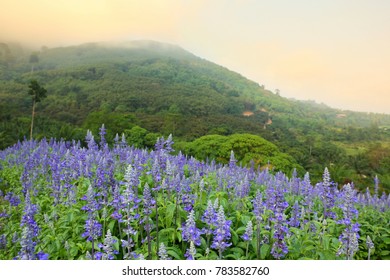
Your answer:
[1,0,390,114]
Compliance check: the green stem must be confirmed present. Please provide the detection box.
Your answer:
[117,221,125,257]
[368,249,371,260]
[174,195,179,226]
[30,100,35,140]
[91,239,95,260]
[256,221,260,259]
[155,201,159,257]
[102,208,106,241]
[146,218,151,260]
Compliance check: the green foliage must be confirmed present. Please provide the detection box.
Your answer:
[124,126,148,148]
[182,134,303,174]
[28,80,47,103]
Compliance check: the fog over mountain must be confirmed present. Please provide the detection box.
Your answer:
[1,0,390,113]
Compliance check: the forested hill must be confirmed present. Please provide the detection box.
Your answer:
[1,40,390,191]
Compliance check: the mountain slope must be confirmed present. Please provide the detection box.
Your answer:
[1,40,390,189]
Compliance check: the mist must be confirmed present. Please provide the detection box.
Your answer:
[1,0,390,114]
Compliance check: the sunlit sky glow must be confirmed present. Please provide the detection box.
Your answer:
[1,0,390,114]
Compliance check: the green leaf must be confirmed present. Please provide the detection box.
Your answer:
[237,241,248,250]
[240,215,251,225]
[176,231,182,243]
[380,250,390,256]
[317,251,334,260]
[108,219,116,233]
[207,250,219,260]
[229,247,245,256]
[302,240,316,247]
[303,245,316,252]
[224,254,239,260]
[231,228,239,245]
[260,244,270,259]
[70,246,78,258]
[235,226,246,235]
[167,247,182,260]
[165,203,176,228]
[321,235,330,250]
[76,242,86,251]
[67,212,74,223]
[383,238,390,245]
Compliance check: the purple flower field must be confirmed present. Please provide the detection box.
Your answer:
[0,129,389,260]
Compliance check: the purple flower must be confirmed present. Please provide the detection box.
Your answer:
[267,181,289,259]
[366,235,374,260]
[374,175,379,198]
[236,175,250,198]
[184,241,197,260]
[288,201,301,228]
[85,130,98,150]
[154,134,174,154]
[181,179,196,212]
[81,184,102,260]
[337,183,360,260]
[120,168,141,259]
[0,234,7,250]
[82,218,102,242]
[181,210,202,246]
[12,232,18,244]
[366,235,374,250]
[271,220,289,259]
[158,243,171,260]
[242,220,253,242]
[323,167,331,188]
[99,124,107,148]
[201,200,218,235]
[211,205,232,258]
[229,150,237,169]
[0,211,8,218]
[124,164,138,185]
[321,168,337,219]
[141,182,155,259]
[142,183,155,217]
[110,184,125,222]
[252,190,264,222]
[18,227,36,260]
[5,192,21,206]
[99,229,118,260]
[36,251,49,260]
[21,192,39,237]
[81,184,101,214]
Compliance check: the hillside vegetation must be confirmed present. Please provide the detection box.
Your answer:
[1,40,390,191]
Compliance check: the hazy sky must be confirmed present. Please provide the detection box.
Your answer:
[2,0,390,114]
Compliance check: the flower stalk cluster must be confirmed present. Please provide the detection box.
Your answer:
[18,192,48,259]
[181,210,202,259]
[337,183,360,260]
[211,205,232,259]
[81,184,102,260]
[242,220,253,258]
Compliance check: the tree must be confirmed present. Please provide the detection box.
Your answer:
[29,52,39,73]
[28,80,47,140]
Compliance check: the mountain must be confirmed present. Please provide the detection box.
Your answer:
[1,40,390,190]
